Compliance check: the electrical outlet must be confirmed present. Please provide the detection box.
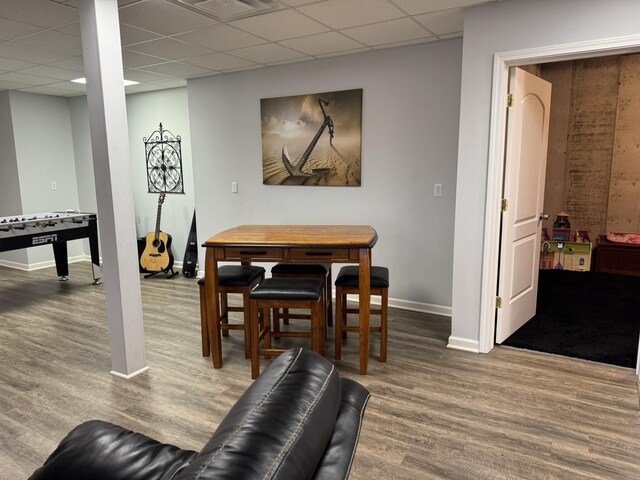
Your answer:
[51,181,57,191]
[434,183,442,197]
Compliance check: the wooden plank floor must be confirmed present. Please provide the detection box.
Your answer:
[1,262,639,479]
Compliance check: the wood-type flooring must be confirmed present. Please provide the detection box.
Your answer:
[1,262,639,479]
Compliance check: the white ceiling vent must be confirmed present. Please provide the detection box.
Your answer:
[169,0,286,22]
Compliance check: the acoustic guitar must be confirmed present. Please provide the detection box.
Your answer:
[140,193,174,273]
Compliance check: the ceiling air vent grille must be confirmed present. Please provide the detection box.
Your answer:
[169,0,286,22]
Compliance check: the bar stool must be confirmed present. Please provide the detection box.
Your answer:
[198,265,265,362]
[249,277,325,379]
[270,263,333,327]
[334,266,389,363]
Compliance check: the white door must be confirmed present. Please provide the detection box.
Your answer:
[495,67,552,343]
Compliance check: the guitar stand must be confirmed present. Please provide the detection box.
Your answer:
[144,266,179,279]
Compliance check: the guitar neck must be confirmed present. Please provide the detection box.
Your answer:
[154,201,163,241]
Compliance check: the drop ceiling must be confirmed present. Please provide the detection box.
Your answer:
[0,0,499,97]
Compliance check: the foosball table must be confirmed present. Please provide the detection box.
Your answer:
[0,211,101,284]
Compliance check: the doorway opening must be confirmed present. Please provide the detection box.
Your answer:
[478,35,640,377]
[500,57,640,369]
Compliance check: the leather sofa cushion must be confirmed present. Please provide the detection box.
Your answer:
[197,265,265,287]
[249,278,325,301]
[174,348,341,480]
[28,420,197,480]
[334,266,390,288]
[312,378,371,480]
[271,263,330,275]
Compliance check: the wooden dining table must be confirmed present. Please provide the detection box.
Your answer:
[203,225,378,374]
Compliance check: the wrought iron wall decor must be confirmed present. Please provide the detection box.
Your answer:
[144,123,184,194]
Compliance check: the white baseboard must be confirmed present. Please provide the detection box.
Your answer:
[110,366,149,379]
[0,255,86,271]
[344,293,451,317]
[447,335,480,353]
[0,258,30,270]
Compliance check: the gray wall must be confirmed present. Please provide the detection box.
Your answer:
[70,87,195,266]
[188,40,462,312]
[0,91,82,267]
[71,88,195,264]
[0,91,26,266]
[1,88,194,271]
[125,89,195,260]
[452,0,640,346]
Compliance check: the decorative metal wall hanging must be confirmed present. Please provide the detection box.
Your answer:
[144,123,185,194]
[260,88,362,186]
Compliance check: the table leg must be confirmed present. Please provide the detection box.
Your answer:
[52,241,69,278]
[359,248,371,375]
[205,248,222,368]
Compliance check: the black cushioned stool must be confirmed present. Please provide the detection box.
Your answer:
[198,265,265,363]
[271,263,333,327]
[249,277,325,378]
[334,266,389,363]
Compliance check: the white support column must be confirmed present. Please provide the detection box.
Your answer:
[78,0,147,378]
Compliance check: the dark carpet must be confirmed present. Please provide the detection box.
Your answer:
[503,269,640,368]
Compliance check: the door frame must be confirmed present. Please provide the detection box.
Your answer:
[478,34,640,377]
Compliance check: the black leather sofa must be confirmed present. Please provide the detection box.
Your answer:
[29,348,370,480]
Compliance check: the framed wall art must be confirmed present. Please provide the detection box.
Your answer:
[260,88,362,186]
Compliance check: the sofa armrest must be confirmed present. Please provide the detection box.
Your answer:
[312,378,371,480]
[28,420,197,480]
[174,348,342,480]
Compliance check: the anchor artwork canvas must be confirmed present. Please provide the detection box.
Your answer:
[260,88,362,186]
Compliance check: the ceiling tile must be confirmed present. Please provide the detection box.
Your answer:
[139,61,213,77]
[0,57,37,71]
[279,31,364,56]
[14,30,83,56]
[125,37,212,60]
[415,9,463,36]
[18,84,80,96]
[0,72,54,86]
[342,18,432,46]
[47,80,86,92]
[0,18,44,41]
[229,43,308,64]
[390,0,493,14]
[0,42,72,64]
[118,0,218,36]
[316,47,371,58]
[279,0,318,5]
[298,0,404,29]
[16,65,82,81]
[173,24,265,51]
[54,22,81,36]
[184,52,256,71]
[123,69,173,83]
[229,9,330,41]
[122,50,167,68]
[0,79,25,90]
[48,56,84,71]
[150,78,189,88]
[0,0,78,28]
[120,24,162,46]
[372,36,437,49]
[439,32,463,40]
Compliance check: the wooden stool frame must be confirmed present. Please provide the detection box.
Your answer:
[335,285,387,362]
[199,271,264,363]
[271,267,333,328]
[250,296,325,379]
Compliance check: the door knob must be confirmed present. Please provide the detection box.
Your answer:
[539,213,549,220]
